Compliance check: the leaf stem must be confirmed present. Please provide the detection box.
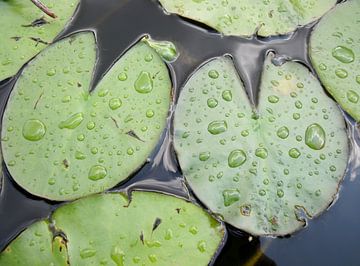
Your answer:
[30,0,57,18]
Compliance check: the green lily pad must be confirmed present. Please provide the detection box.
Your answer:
[0,191,225,265]
[1,32,172,201]
[0,0,80,81]
[158,0,336,37]
[174,54,349,236]
[0,221,68,265]
[310,1,360,122]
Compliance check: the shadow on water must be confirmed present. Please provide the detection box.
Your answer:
[0,0,359,265]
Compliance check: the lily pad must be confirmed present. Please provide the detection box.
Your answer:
[158,0,336,37]
[0,191,225,265]
[310,1,360,122]
[0,0,80,81]
[1,32,172,201]
[174,54,349,236]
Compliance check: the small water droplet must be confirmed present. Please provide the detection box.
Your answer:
[199,152,210,161]
[347,90,359,103]
[319,63,327,71]
[207,98,218,108]
[197,240,206,253]
[277,189,284,198]
[277,126,289,139]
[87,121,95,130]
[109,98,122,110]
[208,70,219,79]
[88,165,107,181]
[189,226,199,235]
[48,178,56,185]
[332,46,355,63]
[148,254,157,263]
[305,123,326,150]
[222,189,240,206]
[255,148,268,159]
[259,189,266,196]
[111,246,125,266]
[289,148,301,158]
[146,109,155,118]
[208,120,227,135]
[335,68,348,79]
[134,71,153,93]
[80,248,96,259]
[118,72,127,81]
[164,229,173,240]
[228,149,247,168]
[59,113,84,129]
[268,95,279,103]
[75,151,86,160]
[222,90,232,101]
[22,119,46,141]
[47,69,56,76]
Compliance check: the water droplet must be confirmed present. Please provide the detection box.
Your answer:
[356,75,360,85]
[127,148,134,155]
[164,229,173,240]
[347,90,359,103]
[77,134,85,141]
[255,148,268,159]
[208,70,219,79]
[315,189,321,197]
[208,120,227,135]
[111,246,125,266]
[47,69,56,76]
[22,119,46,141]
[88,165,107,181]
[259,189,266,196]
[289,148,301,158]
[240,205,251,216]
[148,254,157,263]
[319,63,327,71]
[146,109,155,118]
[207,98,218,108]
[143,38,178,62]
[87,122,95,130]
[134,71,153,93]
[277,189,284,198]
[199,152,210,161]
[330,165,336,172]
[75,151,86,160]
[295,100,303,109]
[8,160,15,166]
[335,68,348,79]
[197,241,206,253]
[268,95,279,103]
[305,123,326,150]
[332,46,355,63]
[98,89,109,97]
[80,248,96,259]
[109,98,122,110]
[222,189,240,206]
[59,113,84,129]
[118,72,127,81]
[277,126,289,139]
[189,226,199,235]
[48,178,56,185]
[228,149,247,168]
[222,90,232,101]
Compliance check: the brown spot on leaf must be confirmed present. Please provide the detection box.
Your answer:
[152,218,162,232]
[22,17,49,27]
[62,159,69,169]
[126,130,144,142]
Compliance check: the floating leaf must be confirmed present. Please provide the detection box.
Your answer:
[174,54,348,236]
[1,32,172,201]
[158,0,336,37]
[0,221,68,265]
[0,191,225,265]
[310,1,360,121]
[0,0,80,81]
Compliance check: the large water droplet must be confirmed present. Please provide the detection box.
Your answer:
[347,90,359,103]
[208,120,227,135]
[134,71,153,93]
[222,189,240,207]
[332,46,355,63]
[88,165,107,181]
[208,70,219,79]
[305,123,326,150]
[228,149,247,168]
[277,126,289,139]
[222,90,232,101]
[143,38,178,62]
[199,152,210,161]
[335,68,348,79]
[22,119,46,141]
[59,113,84,129]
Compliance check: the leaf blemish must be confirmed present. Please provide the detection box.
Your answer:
[152,217,162,232]
[29,37,49,46]
[62,159,69,169]
[11,36,21,42]
[126,130,144,142]
[111,117,119,128]
[140,231,144,245]
[22,17,49,27]
[34,92,44,110]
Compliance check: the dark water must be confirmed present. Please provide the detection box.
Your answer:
[1,0,360,265]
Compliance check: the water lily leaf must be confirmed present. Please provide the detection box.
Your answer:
[174,54,349,236]
[158,0,336,37]
[310,1,360,122]
[0,191,225,265]
[0,221,68,265]
[0,0,80,81]
[1,32,172,201]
